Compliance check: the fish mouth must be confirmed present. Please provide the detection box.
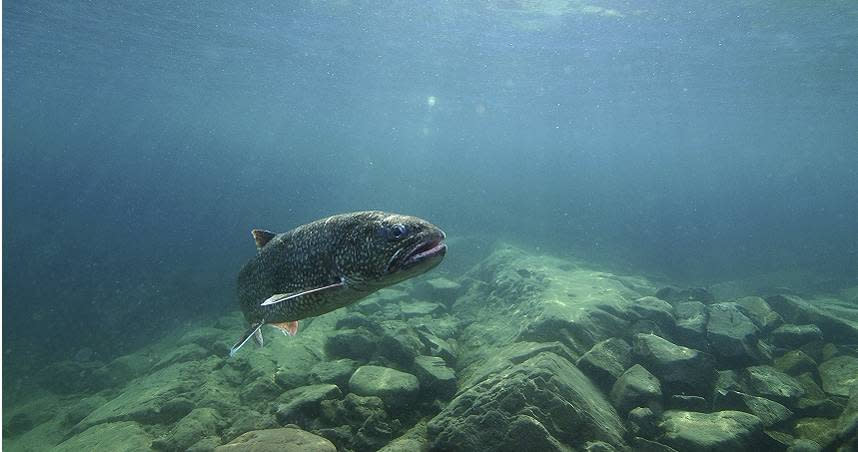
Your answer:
[388,231,447,273]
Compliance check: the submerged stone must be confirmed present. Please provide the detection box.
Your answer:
[576,337,632,392]
[412,355,457,400]
[54,421,154,452]
[349,366,419,409]
[632,333,715,397]
[713,390,793,427]
[706,303,762,365]
[743,365,806,408]
[818,355,858,397]
[610,364,662,415]
[771,324,823,349]
[214,427,335,452]
[658,410,763,451]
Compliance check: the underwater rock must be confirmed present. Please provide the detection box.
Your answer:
[379,325,425,365]
[714,369,747,394]
[734,296,784,333]
[222,410,278,443]
[105,354,152,386]
[354,288,408,317]
[179,327,228,351]
[274,384,342,425]
[774,350,818,377]
[400,300,447,318]
[743,365,806,408]
[309,358,359,390]
[667,395,707,412]
[712,390,793,427]
[658,410,763,451]
[378,420,429,452]
[5,412,33,436]
[673,301,708,351]
[37,360,107,394]
[632,333,716,397]
[627,407,659,439]
[324,328,378,361]
[427,352,627,451]
[349,365,420,409]
[53,421,153,452]
[787,439,822,452]
[792,417,839,449]
[63,395,108,426]
[414,277,464,307]
[655,287,715,305]
[706,302,764,365]
[336,312,384,333]
[415,327,458,364]
[214,427,336,452]
[240,377,281,404]
[152,407,225,452]
[629,437,680,452]
[576,337,632,392]
[412,355,457,400]
[502,414,567,452]
[627,296,676,331]
[817,355,858,397]
[319,393,400,451]
[187,436,223,452]
[765,294,858,343]
[771,324,824,349]
[73,361,208,432]
[609,364,663,415]
[152,343,210,371]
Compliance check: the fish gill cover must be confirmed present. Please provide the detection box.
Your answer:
[2,1,858,451]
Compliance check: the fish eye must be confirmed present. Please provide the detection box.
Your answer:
[389,223,407,240]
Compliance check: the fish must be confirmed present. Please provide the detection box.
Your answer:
[229,210,447,356]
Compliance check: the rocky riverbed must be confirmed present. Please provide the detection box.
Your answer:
[4,244,857,451]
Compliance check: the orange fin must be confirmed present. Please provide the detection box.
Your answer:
[270,321,299,337]
[251,229,276,250]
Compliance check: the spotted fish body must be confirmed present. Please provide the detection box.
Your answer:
[230,211,446,356]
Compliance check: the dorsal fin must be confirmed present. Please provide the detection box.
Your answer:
[251,229,276,250]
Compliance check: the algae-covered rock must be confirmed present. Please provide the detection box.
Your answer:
[214,427,336,452]
[743,365,806,408]
[673,301,708,350]
[414,277,464,307]
[63,395,108,426]
[415,327,458,364]
[152,343,211,371]
[706,302,763,364]
[274,384,342,425]
[378,419,429,452]
[658,410,763,451]
[400,301,446,318]
[412,355,457,400]
[627,407,659,439]
[309,358,359,389]
[576,337,632,391]
[53,421,153,452]
[319,393,400,451]
[817,355,858,397]
[792,417,839,449]
[712,390,793,427]
[774,349,818,377]
[427,352,626,450]
[734,296,783,333]
[239,377,281,404]
[73,360,210,432]
[349,365,419,409]
[378,325,425,365]
[771,324,823,349]
[609,364,662,415]
[765,294,858,342]
[222,410,278,443]
[153,407,225,452]
[632,333,715,397]
[324,328,378,360]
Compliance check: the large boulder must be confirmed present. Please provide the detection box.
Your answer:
[705,303,763,365]
[610,364,663,415]
[632,333,716,397]
[765,295,858,342]
[673,301,708,350]
[152,408,225,452]
[427,352,626,451]
[412,355,457,400]
[53,421,154,452]
[658,410,764,451]
[348,366,419,409]
[575,337,632,391]
[817,355,858,397]
[733,296,783,333]
[770,324,823,349]
[743,365,806,408]
[214,427,336,452]
[274,384,342,425]
[713,390,793,427]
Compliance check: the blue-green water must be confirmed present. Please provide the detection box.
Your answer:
[3,2,858,450]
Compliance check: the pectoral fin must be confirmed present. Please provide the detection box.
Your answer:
[230,323,264,357]
[260,279,346,307]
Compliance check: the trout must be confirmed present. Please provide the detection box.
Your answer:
[230,211,446,356]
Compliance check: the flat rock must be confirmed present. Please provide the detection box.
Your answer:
[349,365,419,409]
[766,294,858,342]
[414,277,464,307]
[324,329,378,360]
[275,384,342,425]
[153,407,224,452]
[53,421,153,452]
[713,390,793,427]
[633,333,715,397]
[743,365,806,407]
[658,410,763,451]
[427,352,627,450]
[610,364,662,415]
[309,359,359,389]
[774,350,818,377]
[771,324,823,348]
[818,355,858,397]
[412,355,457,400]
[214,427,336,452]
[400,301,446,318]
[576,337,632,391]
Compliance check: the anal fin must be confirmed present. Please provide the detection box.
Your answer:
[270,321,299,337]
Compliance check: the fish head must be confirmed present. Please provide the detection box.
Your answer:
[337,211,447,288]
